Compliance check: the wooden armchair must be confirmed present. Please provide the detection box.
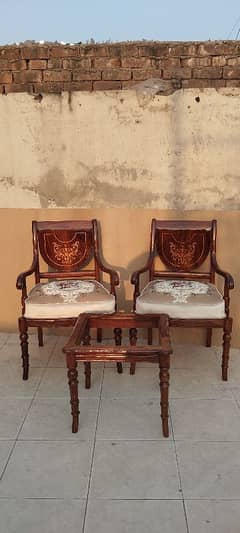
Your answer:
[16,220,120,380]
[131,219,234,380]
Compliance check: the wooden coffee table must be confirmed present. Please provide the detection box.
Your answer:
[63,312,172,437]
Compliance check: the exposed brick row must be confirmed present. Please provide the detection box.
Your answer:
[1,41,240,94]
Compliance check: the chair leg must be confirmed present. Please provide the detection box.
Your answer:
[148,328,153,345]
[67,353,80,433]
[129,327,137,375]
[84,362,91,389]
[19,317,29,380]
[222,318,232,381]
[37,327,43,347]
[206,328,212,347]
[97,328,102,343]
[159,354,170,438]
[114,327,123,374]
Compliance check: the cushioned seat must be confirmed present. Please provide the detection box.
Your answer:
[25,280,115,319]
[136,280,225,319]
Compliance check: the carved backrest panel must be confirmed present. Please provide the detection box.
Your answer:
[156,229,211,271]
[38,229,94,272]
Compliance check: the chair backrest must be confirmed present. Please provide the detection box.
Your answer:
[150,219,217,282]
[32,220,101,284]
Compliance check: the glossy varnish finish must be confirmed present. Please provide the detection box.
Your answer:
[16,220,119,380]
[63,313,172,438]
[131,219,234,380]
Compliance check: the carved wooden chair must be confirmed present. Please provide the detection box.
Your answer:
[16,220,120,380]
[131,219,234,380]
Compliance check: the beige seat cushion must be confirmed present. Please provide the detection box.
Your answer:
[136,280,226,319]
[24,280,115,319]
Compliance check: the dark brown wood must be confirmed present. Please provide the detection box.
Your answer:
[114,327,123,374]
[131,219,234,380]
[129,327,137,374]
[16,219,119,379]
[63,312,172,438]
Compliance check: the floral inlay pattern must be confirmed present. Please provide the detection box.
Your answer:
[42,280,95,303]
[169,241,196,268]
[152,280,210,303]
[53,241,80,265]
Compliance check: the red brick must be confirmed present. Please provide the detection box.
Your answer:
[49,46,79,58]
[0,72,12,83]
[118,44,139,57]
[132,69,162,80]
[212,56,227,66]
[21,47,49,59]
[169,44,197,56]
[182,79,225,89]
[63,58,91,69]
[102,69,131,81]
[226,80,240,87]
[48,58,62,69]
[4,83,33,94]
[0,84,4,94]
[72,70,101,81]
[199,42,240,56]
[138,44,169,57]
[155,57,181,68]
[122,80,139,88]
[33,82,63,94]
[227,57,240,66]
[64,81,93,91]
[193,67,222,78]
[181,57,211,67]
[121,57,152,68]
[93,81,122,90]
[223,66,240,79]
[163,67,191,79]
[0,59,27,70]
[43,70,71,82]
[14,70,42,83]
[0,47,20,59]
[28,59,47,69]
[80,45,109,57]
[93,57,121,68]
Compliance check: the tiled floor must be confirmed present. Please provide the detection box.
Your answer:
[0,331,240,532]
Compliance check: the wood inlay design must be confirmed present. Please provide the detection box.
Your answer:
[38,230,93,270]
[157,230,210,271]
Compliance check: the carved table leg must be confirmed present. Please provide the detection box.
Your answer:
[37,327,43,347]
[206,327,212,347]
[129,327,137,375]
[19,317,29,380]
[159,353,170,438]
[222,318,232,381]
[67,353,79,433]
[148,328,153,345]
[83,332,91,388]
[114,327,123,374]
[97,328,102,343]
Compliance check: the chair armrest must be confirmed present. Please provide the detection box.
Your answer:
[16,259,37,290]
[211,255,234,290]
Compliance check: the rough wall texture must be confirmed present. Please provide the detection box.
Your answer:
[1,40,240,94]
[0,88,240,209]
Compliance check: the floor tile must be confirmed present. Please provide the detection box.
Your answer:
[0,342,53,368]
[0,333,9,349]
[0,367,44,398]
[171,399,240,440]
[85,499,187,533]
[97,398,171,440]
[0,441,93,498]
[0,499,86,533]
[171,344,219,370]
[0,441,15,477]
[0,398,32,439]
[102,366,160,398]
[90,440,181,499]
[186,500,240,533]
[176,441,240,499]
[36,366,103,399]
[170,369,233,399]
[19,397,99,441]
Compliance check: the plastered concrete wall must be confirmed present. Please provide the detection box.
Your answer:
[0,208,239,348]
[0,88,240,210]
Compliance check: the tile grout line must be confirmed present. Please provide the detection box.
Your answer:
[81,362,105,533]
[169,406,190,533]
[0,337,57,482]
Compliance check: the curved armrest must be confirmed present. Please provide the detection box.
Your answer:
[99,264,119,286]
[16,258,37,290]
[211,255,234,290]
[131,253,154,285]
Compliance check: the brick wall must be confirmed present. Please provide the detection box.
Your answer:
[1,41,240,94]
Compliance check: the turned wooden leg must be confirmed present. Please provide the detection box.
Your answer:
[97,328,102,343]
[222,318,232,381]
[206,328,212,347]
[67,353,79,433]
[129,327,137,375]
[159,354,170,438]
[148,328,153,345]
[84,362,91,389]
[37,327,43,347]
[114,327,123,374]
[83,332,91,388]
[19,317,29,380]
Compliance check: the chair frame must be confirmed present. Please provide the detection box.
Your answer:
[16,219,119,380]
[131,219,234,380]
